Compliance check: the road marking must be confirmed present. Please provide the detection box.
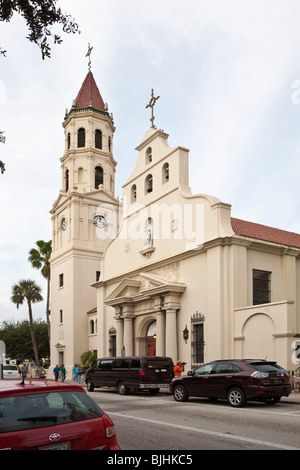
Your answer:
[108,411,300,450]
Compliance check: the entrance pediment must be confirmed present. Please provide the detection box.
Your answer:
[105,272,186,307]
[106,279,141,303]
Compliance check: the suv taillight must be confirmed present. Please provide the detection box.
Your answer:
[138,370,145,376]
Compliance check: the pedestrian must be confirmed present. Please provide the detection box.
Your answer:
[21,362,28,379]
[60,364,67,382]
[20,362,28,384]
[77,364,83,384]
[53,364,60,381]
[174,361,183,377]
[73,363,78,382]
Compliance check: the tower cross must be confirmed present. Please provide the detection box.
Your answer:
[86,43,93,72]
[146,88,160,128]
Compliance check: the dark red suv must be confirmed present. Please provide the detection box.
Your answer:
[170,359,292,407]
[0,379,120,450]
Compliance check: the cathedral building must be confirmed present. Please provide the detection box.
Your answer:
[50,68,300,376]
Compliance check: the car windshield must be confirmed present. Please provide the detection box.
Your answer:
[0,390,103,433]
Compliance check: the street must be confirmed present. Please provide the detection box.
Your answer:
[87,388,300,451]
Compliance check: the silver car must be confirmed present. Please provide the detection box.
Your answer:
[3,365,19,379]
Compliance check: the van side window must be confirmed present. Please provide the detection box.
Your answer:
[120,359,130,369]
[112,359,122,368]
[131,359,141,368]
[100,360,113,370]
[112,359,130,369]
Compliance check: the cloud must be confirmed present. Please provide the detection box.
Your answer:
[1,0,300,324]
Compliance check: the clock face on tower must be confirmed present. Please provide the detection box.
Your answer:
[93,215,106,228]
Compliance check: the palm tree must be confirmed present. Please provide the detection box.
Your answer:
[11,280,43,364]
[28,240,52,345]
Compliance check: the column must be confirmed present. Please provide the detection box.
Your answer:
[123,316,134,356]
[165,308,177,362]
[116,318,124,356]
[156,311,165,356]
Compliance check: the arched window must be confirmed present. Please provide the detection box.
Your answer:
[146,147,152,163]
[90,319,95,334]
[109,327,116,356]
[108,136,111,152]
[77,128,85,148]
[95,129,102,149]
[147,321,156,338]
[145,174,153,193]
[65,169,69,192]
[95,166,103,189]
[78,167,83,183]
[67,133,71,150]
[131,184,137,203]
[162,162,169,183]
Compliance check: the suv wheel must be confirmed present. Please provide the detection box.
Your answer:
[227,387,246,407]
[173,384,188,402]
[86,379,94,392]
[118,382,128,395]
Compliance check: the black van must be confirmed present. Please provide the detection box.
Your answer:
[85,356,174,395]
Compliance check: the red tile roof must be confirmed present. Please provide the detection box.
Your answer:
[75,72,105,112]
[231,217,300,249]
[87,307,97,314]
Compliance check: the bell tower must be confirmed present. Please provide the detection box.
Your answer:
[61,71,116,196]
[50,55,120,373]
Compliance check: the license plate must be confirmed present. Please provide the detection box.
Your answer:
[274,379,282,384]
[39,441,70,450]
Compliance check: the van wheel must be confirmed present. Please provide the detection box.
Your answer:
[173,384,188,402]
[118,382,128,395]
[86,379,94,392]
[227,387,246,407]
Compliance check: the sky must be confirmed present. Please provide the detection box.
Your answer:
[1,0,300,324]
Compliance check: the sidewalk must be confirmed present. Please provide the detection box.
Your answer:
[281,391,300,405]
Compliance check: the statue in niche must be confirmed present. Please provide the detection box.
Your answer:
[145,218,153,247]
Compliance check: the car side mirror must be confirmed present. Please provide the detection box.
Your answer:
[188,370,194,376]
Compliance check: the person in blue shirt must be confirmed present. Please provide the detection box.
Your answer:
[53,364,60,381]
[73,363,78,382]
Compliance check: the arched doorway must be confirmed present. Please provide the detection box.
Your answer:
[146,321,156,356]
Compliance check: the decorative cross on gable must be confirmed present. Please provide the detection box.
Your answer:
[86,43,93,72]
[146,88,160,128]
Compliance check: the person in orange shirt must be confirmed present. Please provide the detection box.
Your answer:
[174,361,183,376]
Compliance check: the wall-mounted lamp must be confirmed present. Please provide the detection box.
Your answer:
[183,325,189,343]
